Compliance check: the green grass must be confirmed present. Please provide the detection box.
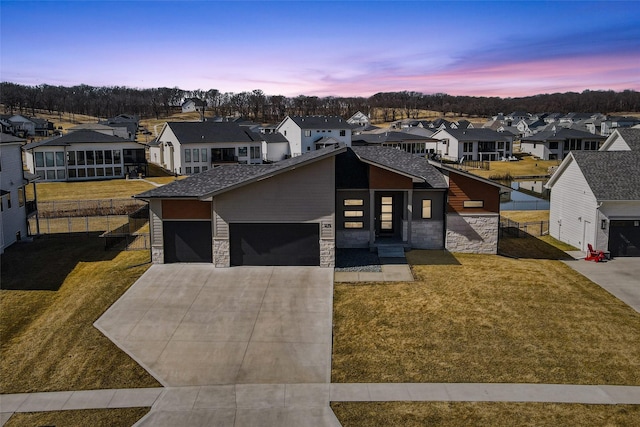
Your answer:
[331,402,640,427]
[332,251,640,385]
[0,235,161,393]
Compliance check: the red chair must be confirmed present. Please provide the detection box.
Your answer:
[585,244,606,262]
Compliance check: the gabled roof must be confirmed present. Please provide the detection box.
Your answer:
[0,133,25,144]
[280,115,353,130]
[69,123,113,131]
[350,146,447,188]
[262,132,289,144]
[547,151,640,201]
[162,122,264,144]
[182,98,205,106]
[135,145,347,199]
[522,127,605,142]
[22,130,135,149]
[434,128,512,142]
[600,128,640,151]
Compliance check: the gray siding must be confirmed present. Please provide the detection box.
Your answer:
[412,190,445,220]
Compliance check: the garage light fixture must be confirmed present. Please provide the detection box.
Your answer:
[601,219,607,229]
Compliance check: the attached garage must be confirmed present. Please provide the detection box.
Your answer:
[609,220,640,257]
[229,223,320,266]
[163,221,212,263]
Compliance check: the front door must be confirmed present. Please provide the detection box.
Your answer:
[375,192,402,239]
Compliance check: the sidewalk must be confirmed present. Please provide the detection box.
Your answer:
[3,383,640,426]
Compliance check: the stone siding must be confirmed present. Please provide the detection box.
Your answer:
[320,239,335,268]
[151,247,164,264]
[213,239,230,268]
[446,214,499,254]
[336,229,370,248]
[411,220,444,249]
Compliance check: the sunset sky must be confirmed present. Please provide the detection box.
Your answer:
[1,0,639,98]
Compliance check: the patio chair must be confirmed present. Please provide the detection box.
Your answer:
[585,244,606,262]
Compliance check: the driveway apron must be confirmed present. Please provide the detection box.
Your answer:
[95,264,334,387]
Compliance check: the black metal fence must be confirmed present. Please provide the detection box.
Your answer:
[37,198,145,218]
[500,217,549,238]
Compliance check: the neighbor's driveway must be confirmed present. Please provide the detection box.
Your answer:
[95,264,334,386]
[563,257,640,313]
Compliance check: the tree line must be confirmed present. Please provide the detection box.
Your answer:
[1,82,638,123]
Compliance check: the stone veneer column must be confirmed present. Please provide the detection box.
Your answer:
[445,214,499,254]
[320,239,335,268]
[213,239,230,267]
[151,247,164,264]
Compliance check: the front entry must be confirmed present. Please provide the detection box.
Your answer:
[375,192,403,240]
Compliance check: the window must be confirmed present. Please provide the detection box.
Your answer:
[114,167,122,176]
[498,142,505,149]
[35,152,44,167]
[68,169,77,178]
[87,168,95,177]
[67,151,76,165]
[186,167,192,174]
[56,151,65,166]
[18,187,25,207]
[340,130,346,136]
[211,148,236,162]
[105,150,112,164]
[463,142,473,153]
[344,199,364,206]
[201,148,207,162]
[105,167,113,176]
[304,130,311,137]
[184,149,191,163]
[95,150,104,165]
[380,196,393,230]
[344,222,363,229]
[585,141,598,150]
[77,151,85,165]
[45,152,55,167]
[549,141,558,150]
[77,168,86,178]
[250,146,261,159]
[46,170,56,180]
[113,150,121,164]
[344,210,364,217]
[202,166,208,172]
[422,200,432,219]
[463,200,484,208]
[238,147,248,157]
[193,148,199,162]
[86,150,94,165]
[96,167,104,177]
[56,169,66,179]
[6,193,11,209]
[194,166,200,173]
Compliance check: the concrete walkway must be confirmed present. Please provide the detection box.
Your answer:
[3,383,640,426]
[563,254,640,313]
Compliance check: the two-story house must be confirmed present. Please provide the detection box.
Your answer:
[276,116,353,157]
[520,128,606,160]
[432,128,513,161]
[149,121,264,175]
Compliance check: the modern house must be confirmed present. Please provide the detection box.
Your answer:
[520,128,605,160]
[135,145,506,266]
[276,116,353,157]
[148,122,264,175]
[432,128,513,161]
[1,133,37,253]
[22,130,147,181]
[351,131,439,155]
[181,98,206,113]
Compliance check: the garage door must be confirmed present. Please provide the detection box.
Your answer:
[230,223,320,266]
[163,221,212,263]
[609,220,640,257]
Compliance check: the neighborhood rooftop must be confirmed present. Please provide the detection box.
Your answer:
[22,130,134,149]
[163,121,264,143]
[572,150,640,200]
[284,116,354,129]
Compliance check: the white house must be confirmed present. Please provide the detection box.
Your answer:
[432,128,512,161]
[22,130,147,181]
[1,133,33,253]
[546,149,640,257]
[149,121,264,175]
[181,98,206,113]
[520,128,605,160]
[276,116,353,157]
[599,128,640,152]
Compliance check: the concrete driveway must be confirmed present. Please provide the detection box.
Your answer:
[563,257,640,313]
[95,264,334,386]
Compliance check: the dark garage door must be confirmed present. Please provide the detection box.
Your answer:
[230,223,320,266]
[609,220,640,257]
[163,221,212,263]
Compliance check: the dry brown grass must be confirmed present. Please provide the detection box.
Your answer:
[29,179,159,201]
[500,210,549,223]
[331,402,640,427]
[0,235,160,393]
[469,155,559,179]
[332,251,640,385]
[5,408,149,427]
[4,408,150,427]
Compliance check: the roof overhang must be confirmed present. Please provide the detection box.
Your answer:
[353,153,427,183]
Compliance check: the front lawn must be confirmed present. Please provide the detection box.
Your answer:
[0,235,161,393]
[332,251,640,385]
[4,408,150,427]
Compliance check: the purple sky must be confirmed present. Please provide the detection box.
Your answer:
[1,1,639,98]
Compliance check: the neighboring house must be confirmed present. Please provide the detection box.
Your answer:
[1,133,36,253]
[261,132,290,162]
[351,131,439,155]
[148,121,264,175]
[276,115,353,157]
[601,116,640,136]
[181,98,206,113]
[99,114,139,140]
[599,128,640,152]
[432,128,513,161]
[347,111,371,128]
[32,118,54,136]
[135,145,506,266]
[8,115,36,137]
[546,149,640,257]
[520,128,605,160]
[22,130,147,181]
